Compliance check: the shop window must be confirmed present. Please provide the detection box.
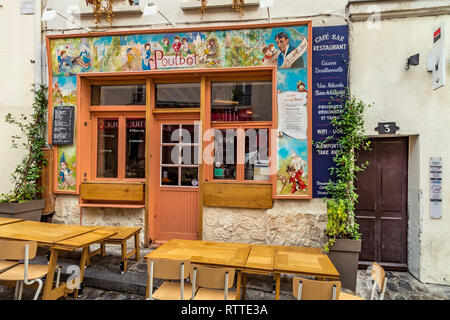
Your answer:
[160,124,199,187]
[209,79,272,183]
[94,115,145,181]
[125,118,146,178]
[213,129,237,180]
[244,128,269,181]
[212,128,270,182]
[97,118,119,178]
[155,83,201,108]
[91,84,146,105]
[211,81,272,122]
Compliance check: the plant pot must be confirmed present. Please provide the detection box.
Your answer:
[0,199,46,222]
[326,238,361,291]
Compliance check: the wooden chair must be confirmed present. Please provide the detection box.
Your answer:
[190,264,236,300]
[0,240,61,300]
[146,258,193,300]
[339,262,386,300]
[292,277,342,300]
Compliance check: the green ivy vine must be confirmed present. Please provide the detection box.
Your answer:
[315,89,372,252]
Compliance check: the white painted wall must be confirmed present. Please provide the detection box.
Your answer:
[0,0,36,194]
[349,10,450,284]
[43,0,349,33]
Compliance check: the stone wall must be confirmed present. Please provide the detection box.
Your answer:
[203,199,328,248]
[54,195,145,246]
[54,195,326,249]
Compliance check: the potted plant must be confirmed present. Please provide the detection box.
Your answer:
[317,90,371,291]
[0,84,49,221]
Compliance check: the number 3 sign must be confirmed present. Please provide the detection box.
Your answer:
[375,122,400,135]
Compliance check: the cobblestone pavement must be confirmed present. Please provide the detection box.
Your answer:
[1,245,450,300]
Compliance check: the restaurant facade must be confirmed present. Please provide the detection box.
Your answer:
[47,20,324,247]
[2,0,449,286]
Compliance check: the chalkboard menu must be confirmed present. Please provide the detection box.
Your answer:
[52,106,75,145]
[312,25,349,198]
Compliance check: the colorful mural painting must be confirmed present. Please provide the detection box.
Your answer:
[275,68,310,197]
[48,23,311,197]
[52,76,77,106]
[57,146,77,192]
[92,36,122,72]
[51,76,78,192]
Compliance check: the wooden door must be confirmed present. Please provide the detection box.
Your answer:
[151,118,199,242]
[355,137,408,270]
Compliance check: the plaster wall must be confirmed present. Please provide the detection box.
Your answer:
[349,14,450,285]
[0,0,36,194]
[44,0,349,33]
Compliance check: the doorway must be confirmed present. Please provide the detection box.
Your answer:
[355,137,408,271]
[150,115,200,242]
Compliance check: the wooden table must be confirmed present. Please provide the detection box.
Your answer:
[0,217,24,226]
[240,244,338,299]
[144,239,251,299]
[0,220,117,300]
[145,239,339,300]
[87,226,141,273]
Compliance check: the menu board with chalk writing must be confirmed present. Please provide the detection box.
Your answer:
[52,106,75,145]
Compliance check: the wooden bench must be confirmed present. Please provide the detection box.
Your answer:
[87,226,141,273]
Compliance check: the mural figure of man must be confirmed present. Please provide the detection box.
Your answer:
[275,32,305,69]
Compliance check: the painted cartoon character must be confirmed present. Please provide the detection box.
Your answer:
[286,151,307,193]
[297,80,307,92]
[206,38,218,57]
[126,47,134,70]
[71,46,91,71]
[161,37,170,53]
[180,37,190,56]
[262,43,277,65]
[291,151,307,177]
[172,36,181,56]
[200,38,218,64]
[53,82,63,105]
[57,49,73,73]
[286,164,307,194]
[58,153,76,190]
[142,43,152,70]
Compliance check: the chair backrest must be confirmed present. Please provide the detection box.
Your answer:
[370,262,387,300]
[292,277,342,300]
[0,240,37,260]
[147,258,190,280]
[190,264,235,289]
[371,262,385,290]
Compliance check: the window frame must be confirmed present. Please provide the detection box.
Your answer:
[92,111,146,182]
[87,81,147,183]
[204,74,275,184]
[159,123,200,188]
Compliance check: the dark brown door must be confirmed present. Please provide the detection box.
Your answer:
[355,137,408,270]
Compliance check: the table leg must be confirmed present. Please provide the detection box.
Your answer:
[274,273,281,300]
[242,273,247,300]
[73,247,90,298]
[86,245,91,267]
[42,248,67,300]
[134,231,140,261]
[145,273,150,300]
[101,243,106,257]
[79,247,89,281]
[121,241,127,273]
[235,271,242,300]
